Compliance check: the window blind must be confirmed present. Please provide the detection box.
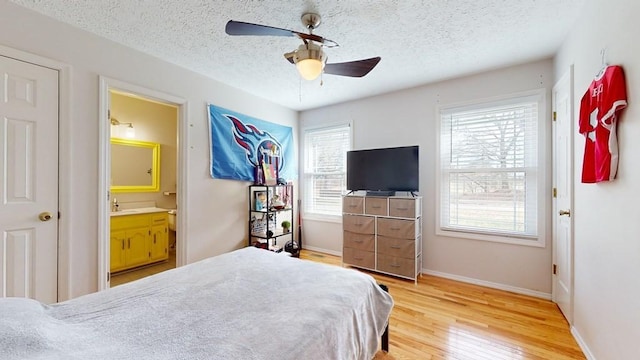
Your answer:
[440,97,539,238]
[303,125,350,216]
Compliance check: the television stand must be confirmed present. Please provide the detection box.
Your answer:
[365,190,395,197]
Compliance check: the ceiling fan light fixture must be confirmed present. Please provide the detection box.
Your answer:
[294,43,326,80]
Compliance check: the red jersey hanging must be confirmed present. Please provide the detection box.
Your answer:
[579,65,627,183]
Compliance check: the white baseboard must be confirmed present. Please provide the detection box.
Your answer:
[421,269,552,300]
[571,326,596,360]
[301,245,342,257]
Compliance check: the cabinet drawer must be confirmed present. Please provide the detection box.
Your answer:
[343,231,375,251]
[342,214,375,234]
[389,198,418,218]
[377,235,415,259]
[111,214,149,230]
[377,218,416,239]
[151,213,167,225]
[342,196,364,214]
[377,254,415,278]
[365,197,387,216]
[343,248,375,269]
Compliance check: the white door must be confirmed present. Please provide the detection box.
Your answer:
[0,55,59,304]
[552,68,574,323]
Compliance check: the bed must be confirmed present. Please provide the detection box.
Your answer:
[0,247,393,360]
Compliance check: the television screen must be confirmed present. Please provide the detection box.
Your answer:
[346,146,419,192]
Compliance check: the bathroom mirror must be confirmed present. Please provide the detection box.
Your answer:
[111,138,160,192]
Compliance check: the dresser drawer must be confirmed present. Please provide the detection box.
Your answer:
[343,196,364,214]
[389,198,418,218]
[343,248,375,269]
[377,235,415,259]
[342,214,375,234]
[365,197,387,216]
[377,218,416,239]
[343,231,375,251]
[377,254,415,278]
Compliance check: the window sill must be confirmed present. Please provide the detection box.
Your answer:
[302,213,342,224]
[436,227,544,247]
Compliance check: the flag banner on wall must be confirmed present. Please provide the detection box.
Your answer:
[208,104,296,182]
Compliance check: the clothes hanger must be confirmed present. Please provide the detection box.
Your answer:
[595,48,608,78]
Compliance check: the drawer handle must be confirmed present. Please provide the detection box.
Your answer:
[354,239,364,243]
[355,223,363,226]
[354,257,364,260]
[390,245,401,249]
[390,227,401,230]
[348,204,357,208]
[390,264,400,268]
[396,207,409,211]
[372,205,381,208]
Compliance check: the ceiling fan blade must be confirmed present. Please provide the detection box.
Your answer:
[225,20,296,37]
[226,20,338,46]
[324,57,381,77]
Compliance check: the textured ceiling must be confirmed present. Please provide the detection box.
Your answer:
[10,0,585,111]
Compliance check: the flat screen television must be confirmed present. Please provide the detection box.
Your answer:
[346,145,419,193]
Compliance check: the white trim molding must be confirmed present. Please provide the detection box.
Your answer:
[422,268,552,300]
[302,245,342,257]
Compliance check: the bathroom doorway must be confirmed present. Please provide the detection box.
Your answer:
[98,77,187,291]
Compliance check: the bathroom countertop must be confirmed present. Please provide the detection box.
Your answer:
[110,207,170,217]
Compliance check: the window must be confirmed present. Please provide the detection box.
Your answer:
[438,91,544,244]
[303,124,351,216]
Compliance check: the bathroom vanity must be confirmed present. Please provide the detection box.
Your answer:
[110,208,169,273]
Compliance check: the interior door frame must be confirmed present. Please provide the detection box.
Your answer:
[97,77,188,291]
[0,44,72,301]
[551,66,575,323]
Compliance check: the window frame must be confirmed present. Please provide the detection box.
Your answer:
[435,89,547,247]
[301,122,352,222]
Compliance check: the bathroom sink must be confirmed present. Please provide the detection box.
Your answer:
[110,207,169,216]
[111,209,140,215]
[117,209,140,214]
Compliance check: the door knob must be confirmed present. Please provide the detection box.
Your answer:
[559,209,571,217]
[39,212,53,221]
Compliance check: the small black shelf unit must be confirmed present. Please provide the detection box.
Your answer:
[248,184,294,252]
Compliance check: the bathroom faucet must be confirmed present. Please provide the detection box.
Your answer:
[113,197,119,212]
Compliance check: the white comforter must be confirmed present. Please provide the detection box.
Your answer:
[0,247,393,360]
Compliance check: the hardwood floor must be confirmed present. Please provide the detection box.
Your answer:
[300,249,585,360]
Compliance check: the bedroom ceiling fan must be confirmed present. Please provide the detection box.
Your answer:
[225,13,381,81]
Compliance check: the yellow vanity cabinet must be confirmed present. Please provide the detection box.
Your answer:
[149,214,169,262]
[110,211,168,273]
[110,230,127,272]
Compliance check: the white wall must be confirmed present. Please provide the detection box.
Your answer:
[301,59,554,295]
[554,0,640,358]
[0,2,298,299]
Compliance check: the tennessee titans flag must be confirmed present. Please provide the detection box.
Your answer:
[208,104,296,181]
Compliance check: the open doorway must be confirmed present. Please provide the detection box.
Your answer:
[98,77,187,291]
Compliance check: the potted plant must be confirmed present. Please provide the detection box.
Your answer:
[281,220,291,233]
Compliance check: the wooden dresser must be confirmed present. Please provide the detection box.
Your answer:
[342,195,422,281]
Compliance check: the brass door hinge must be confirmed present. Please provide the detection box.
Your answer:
[107,272,111,282]
[553,188,557,198]
[553,111,557,121]
[553,264,557,275]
